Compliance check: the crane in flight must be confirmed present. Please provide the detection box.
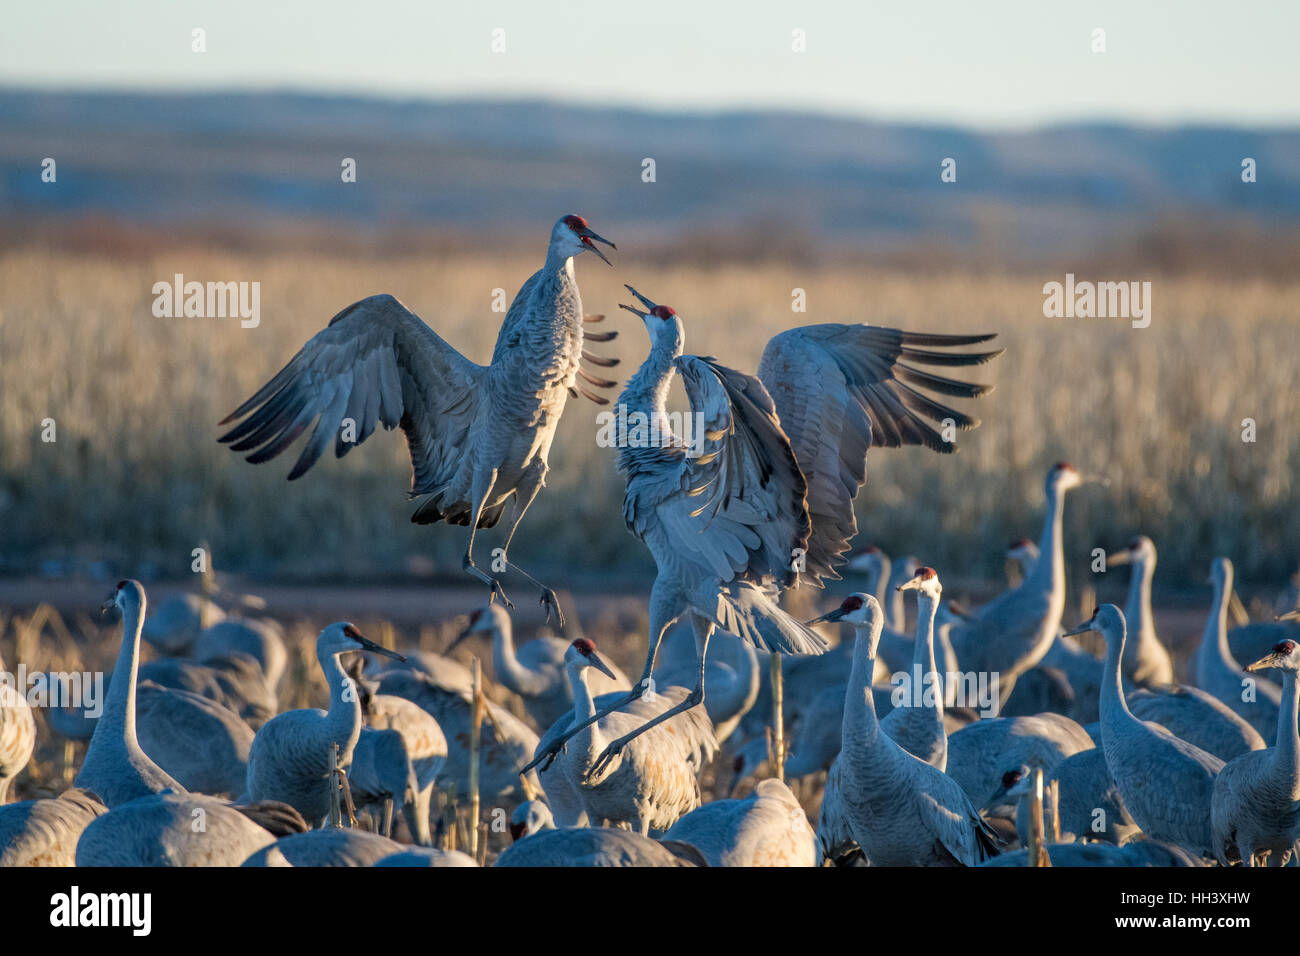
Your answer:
[526,284,1000,775]
[219,215,618,624]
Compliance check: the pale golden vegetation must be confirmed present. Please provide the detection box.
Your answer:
[1,246,1297,589]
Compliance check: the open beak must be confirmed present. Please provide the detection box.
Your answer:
[618,283,656,319]
[805,607,847,626]
[579,227,615,266]
[351,630,407,663]
[1106,550,1132,568]
[586,649,618,682]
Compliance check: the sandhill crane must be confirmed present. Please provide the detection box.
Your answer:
[1210,639,1300,866]
[374,666,538,800]
[663,778,817,866]
[1230,615,1300,672]
[76,792,280,866]
[1066,605,1224,857]
[140,653,277,729]
[1105,535,1175,686]
[946,713,1094,815]
[880,566,949,769]
[947,463,1097,708]
[194,617,288,690]
[495,825,696,867]
[140,593,225,655]
[452,602,629,730]
[402,649,476,695]
[76,581,187,807]
[655,627,760,744]
[241,828,410,867]
[0,788,106,865]
[814,594,1000,866]
[0,647,34,804]
[785,682,902,779]
[528,286,999,772]
[245,623,405,825]
[996,750,1139,845]
[1198,557,1283,741]
[542,639,716,835]
[509,799,556,840]
[219,214,618,622]
[133,681,254,798]
[373,846,478,867]
[1038,631,1104,724]
[1127,683,1265,762]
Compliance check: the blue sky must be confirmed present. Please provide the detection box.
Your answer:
[3,0,1297,128]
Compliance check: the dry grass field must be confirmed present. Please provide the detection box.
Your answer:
[2,243,1297,591]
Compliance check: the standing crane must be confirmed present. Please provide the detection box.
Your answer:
[219,215,618,623]
[1066,605,1224,857]
[814,594,1000,866]
[527,285,1000,773]
[662,778,817,866]
[1210,638,1300,866]
[543,639,716,836]
[1105,535,1175,686]
[1197,557,1283,741]
[880,566,949,769]
[244,622,405,825]
[76,581,188,807]
[947,462,1098,709]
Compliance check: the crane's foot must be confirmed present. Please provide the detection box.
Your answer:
[585,737,629,781]
[489,579,514,609]
[521,739,566,775]
[463,555,513,608]
[539,587,565,629]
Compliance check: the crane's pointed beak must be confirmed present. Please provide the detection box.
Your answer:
[897,577,923,592]
[351,631,407,663]
[579,228,615,266]
[1245,651,1283,673]
[805,607,847,626]
[100,597,116,615]
[1105,549,1132,568]
[586,650,618,682]
[1277,609,1300,622]
[1062,621,1092,637]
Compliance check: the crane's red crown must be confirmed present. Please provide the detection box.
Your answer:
[343,624,364,640]
[572,638,596,655]
[651,305,676,320]
[1008,538,1032,550]
[563,214,588,231]
[1274,640,1297,656]
[840,594,865,612]
[915,567,938,580]
[1054,461,1075,472]
[116,580,128,589]
[1002,769,1023,788]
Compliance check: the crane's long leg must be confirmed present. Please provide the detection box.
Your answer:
[520,588,683,774]
[461,468,512,607]
[585,616,714,780]
[497,468,564,627]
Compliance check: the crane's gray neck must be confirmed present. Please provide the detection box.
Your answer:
[913,592,943,718]
[863,557,889,608]
[615,346,678,474]
[566,662,606,775]
[490,616,541,697]
[843,624,882,752]
[1273,671,1300,797]
[104,596,145,750]
[1123,556,1157,660]
[887,564,909,631]
[1100,629,1139,731]
[1028,482,1066,593]
[1199,571,1237,674]
[320,648,363,760]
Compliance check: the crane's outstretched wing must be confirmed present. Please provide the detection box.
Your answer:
[757,324,1002,585]
[665,355,810,590]
[218,294,484,495]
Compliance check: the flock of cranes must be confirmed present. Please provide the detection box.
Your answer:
[2,213,1299,867]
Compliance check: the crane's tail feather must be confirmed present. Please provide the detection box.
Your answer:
[713,585,828,655]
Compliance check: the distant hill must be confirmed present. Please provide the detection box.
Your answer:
[2,88,1298,256]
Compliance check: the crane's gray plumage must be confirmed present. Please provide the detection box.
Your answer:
[133,681,254,798]
[1197,557,1283,742]
[76,581,188,808]
[241,828,409,867]
[1106,535,1175,686]
[219,215,617,619]
[663,778,816,866]
[816,594,1000,866]
[980,840,1204,867]
[1006,748,1139,845]
[194,617,288,689]
[946,713,1094,815]
[1128,683,1265,762]
[76,792,278,866]
[140,593,224,655]
[245,623,404,825]
[139,653,276,729]
[543,640,716,835]
[879,567,949,770]
[655,627,760,745]
[1070,604,1223,857]
[1210,638,1300,866]
[495,826,695,867]
[0,788,107,866]
[348,726,428,844]
[0,647,35,805]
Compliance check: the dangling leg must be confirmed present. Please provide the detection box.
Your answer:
[461,468,512,607]
[496,465,563,627]
[587,615,714,779]
[520,582,683,774]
